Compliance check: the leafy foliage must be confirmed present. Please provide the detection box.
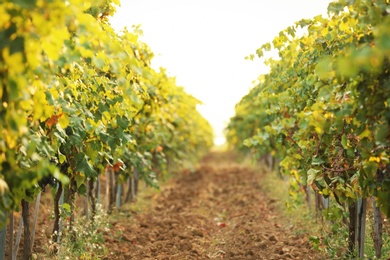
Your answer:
[0,0,213,226]
[227,0,390,216]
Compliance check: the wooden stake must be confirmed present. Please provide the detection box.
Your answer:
[21,199,31,260]
[323,197,330,209]
[348,202,357,257]
[357,198,367,258]
[13,216,23,260]
[95,177,101,204]
[8,213,13,260]
[94,180,98,204]
[89,179,97,222]
[58,186,64,244]
[52,183,63,245]
[125,178,132,203]
[116,184,122,208]
[112,171,119,211]
[105,169,110,212]
[131,177,136,199]
[0,222,5,260]
[85,179,89,220]
[306,186,312,212]
[134,169,139,196]
[30,192,41,252]
[371,197,383,258]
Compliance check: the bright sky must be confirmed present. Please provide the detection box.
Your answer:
[110,0,332,145]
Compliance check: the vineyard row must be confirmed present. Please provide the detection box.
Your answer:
[227,0,390,258]
[0,1,213,259]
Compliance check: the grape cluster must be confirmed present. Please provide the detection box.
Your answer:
[38,175,57,191]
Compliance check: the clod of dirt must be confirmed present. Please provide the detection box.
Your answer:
[191,229,204,237]
[268,235,278,242]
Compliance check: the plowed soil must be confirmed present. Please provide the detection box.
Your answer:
[104,152,321,259]
[4,152,321,259]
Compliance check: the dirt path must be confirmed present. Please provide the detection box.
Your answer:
[104,152,321,259]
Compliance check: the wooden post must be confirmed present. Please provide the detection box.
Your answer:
[275,158,282,178]
[314,191,318,215]
[348,202,357,257]
[94,177,101,205]
[105,167,119,213]
[131,177,136,199]
[306,186,312,212]
[13,216,23,260]
[314,192,324,218]
[0,222,6,260]
[58,186,64,244]
[134,169,139,196]
[88,179,96,222]
[112,172,119,211]
[105,169,110,212]
[371,197,383,258]
[30,192,41,252]
[323,197,330,209]
[8,213,13,260]
[85,179,89,220]
[116,184,122,209]
[65,178,77,241]
[267,154,273,172]
[52,183,63,244]
[357,198,367,258]
[125,178,132,203]
[21,199,31,260]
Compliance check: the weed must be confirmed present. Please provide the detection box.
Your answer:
[39,203,109,259]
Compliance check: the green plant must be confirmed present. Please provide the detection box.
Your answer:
[0,0,213,257]
[227,0,390,257]
[54,203,109,260]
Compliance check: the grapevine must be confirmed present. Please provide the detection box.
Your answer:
[227,0,390,257]
[0,2,213,258]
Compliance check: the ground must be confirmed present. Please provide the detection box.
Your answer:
[103,152,322,259]
[4,152,323,259]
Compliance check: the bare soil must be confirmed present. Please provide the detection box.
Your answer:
[103,152,322,259]
[4,152,322,259]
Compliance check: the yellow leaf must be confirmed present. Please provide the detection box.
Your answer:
[359,128,371,139]
[4,130,17,149]
[31,12,50,36]
[345,187,355,198]
[19,99,32,111]
[42,43,59,61]
[32,91,46,120]
[0,8,11,29]
[324,112,334,119]
[291,169,299,180]
[49,86,60,99]
[79,47,94,58]
[321,27,328,37]
[339,22,349,32]
[2,48,24,74]
[58,150,66,164]
[369,156,381,163]
[25,40,41,69]
[351,117,361,127]
[58,114,70,129]
[322,189,330,196]
[315,126,323,134]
